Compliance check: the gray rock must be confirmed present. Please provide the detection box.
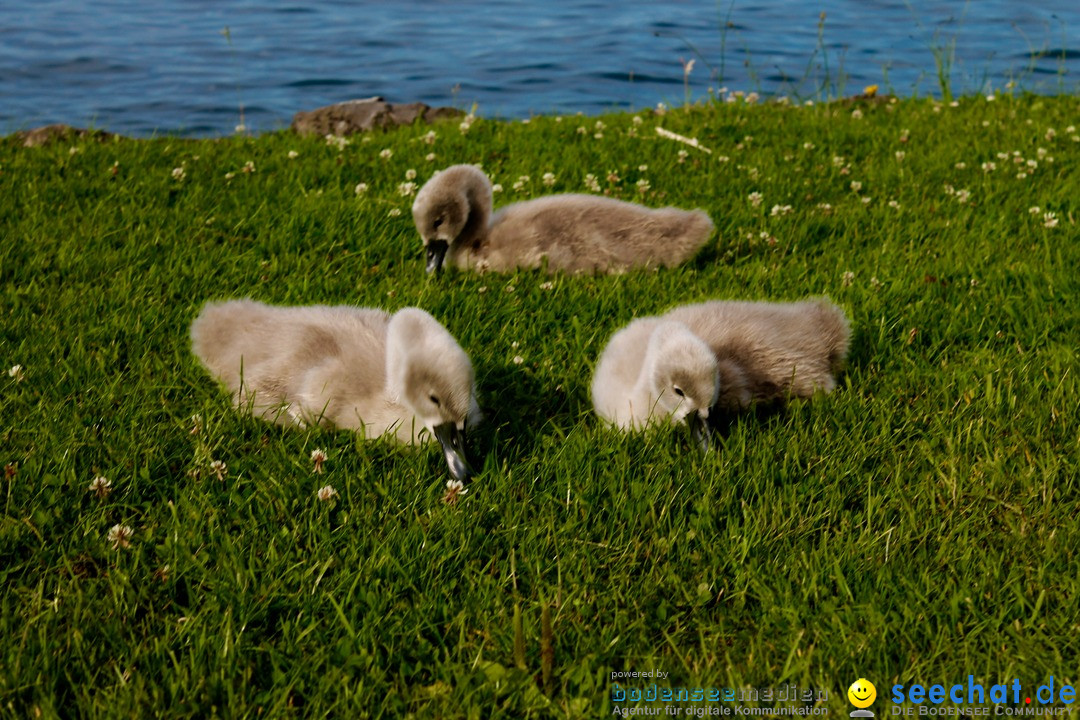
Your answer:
[17,124,115,147]
[291,97,464,137]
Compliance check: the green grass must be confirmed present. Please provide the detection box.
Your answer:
[1,95,1079,718]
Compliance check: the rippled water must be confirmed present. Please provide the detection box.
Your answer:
[2,1,1077,137]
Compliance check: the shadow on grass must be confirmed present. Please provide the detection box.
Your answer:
[467,360,572,474]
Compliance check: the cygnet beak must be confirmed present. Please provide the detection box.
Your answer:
[433,421,473,482]
[686,409,712,452]
[425,240,449,274]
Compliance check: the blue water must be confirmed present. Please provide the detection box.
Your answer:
[2,1,1077,137]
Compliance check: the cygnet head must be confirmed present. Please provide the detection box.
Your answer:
[411,165,492,274]
[386,308,480,481]
[647,322,720,449]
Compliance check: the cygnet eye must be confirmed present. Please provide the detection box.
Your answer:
[673,386,685,397]
[433,218,443,229]
[430,394,440,406]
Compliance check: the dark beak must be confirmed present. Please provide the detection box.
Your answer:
[433,421,473,482]
[425,240,449,274]
[687,409,712,452]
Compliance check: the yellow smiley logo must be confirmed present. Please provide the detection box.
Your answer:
[848,678,877,708]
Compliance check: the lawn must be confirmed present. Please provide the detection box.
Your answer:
[1,94,1078,718]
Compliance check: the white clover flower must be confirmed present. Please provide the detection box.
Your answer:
[287,150,299,159]
[803,142,815,150]
[851,109,863,119]
[442,478,468,504]
[491,183,503,193]
[379,148,393,160]
[770,204,792,217]
[89,475,112,498]
[539,281,554,291]
[388,208,402,217]
[636,178,651,194]
[606,171,620,183]
[423,130,437,145]
[317,485,338,502]
[1045,128,1057,141]
[870,276,882,290]
[405,169,417,181]
[850,181,863,192]
[512,355,524,365]
[632,116,643,126]
[210,460,227,480]
[832,156,846,167]
[325,134,350,151]
[888,200,901,210]
[425,153,436,162]
[8,365,24,382]
[677,149,689,163]
[108,524,133,550]
[955,189,971,203]
[398,182,417,196]
[576,126,587,135]
[745,92,760,104]
[171,167,186,181]
[310,448,327,473]
[355,182,368,195]
[981,162,997,172]
[1043,212,1059,229]
[542,172,556,187]
[861,196,872,205]
[1028,206,1041,215]
[242,161,255,174]
[954,162,966,170]
[637,164,648,172]
[224,172,236,180]
[584,174,601,192]
[748,191,763,207]
[841,271,855,287]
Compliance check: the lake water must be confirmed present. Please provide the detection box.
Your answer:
[2,1,1077,137]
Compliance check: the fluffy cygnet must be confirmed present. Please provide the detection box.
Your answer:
[592,298,850,446]
[190,299,481,481]
[411,164,714,274]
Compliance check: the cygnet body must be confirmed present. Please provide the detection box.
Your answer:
[411,164,714,274]
[592,298,850,444]
[190,299,480,480]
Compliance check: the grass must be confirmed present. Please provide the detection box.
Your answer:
[1,94,1079,717]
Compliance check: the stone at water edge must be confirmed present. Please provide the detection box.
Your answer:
[291,97,464,137]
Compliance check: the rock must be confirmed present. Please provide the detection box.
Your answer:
[291,97,464,137]
[17,124,115,147]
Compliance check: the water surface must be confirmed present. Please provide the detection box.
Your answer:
[1,1,1076,137]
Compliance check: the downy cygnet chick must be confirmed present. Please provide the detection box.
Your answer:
[592,298,850,447]
[411,164,714,274]
[190,299,481,481]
